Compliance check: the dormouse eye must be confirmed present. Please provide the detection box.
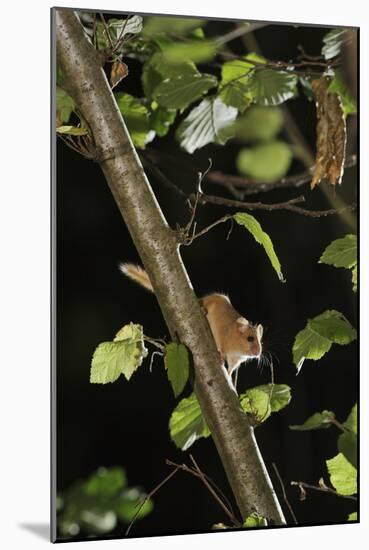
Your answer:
[247,336,255,342]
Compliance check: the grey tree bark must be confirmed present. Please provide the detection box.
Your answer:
[55,8,286,525]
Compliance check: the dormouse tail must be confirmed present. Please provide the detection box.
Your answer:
[119,263,154,293]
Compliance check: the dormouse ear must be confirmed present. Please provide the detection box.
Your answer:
[236,317,249,333]
[257,324,264,340]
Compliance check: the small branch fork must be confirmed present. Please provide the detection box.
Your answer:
[291,479,357,502]
[125,455,242,535]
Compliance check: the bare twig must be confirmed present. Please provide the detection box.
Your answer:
[196,192,356,218]
[272,463,298,525]
[166,457,242,527]
[205,155,357,196]
[291,480,357,502]
[125,466,180,535]
[216,23,267,46]
[99,13,114,51]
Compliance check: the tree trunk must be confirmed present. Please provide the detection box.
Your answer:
[54,8,285,525]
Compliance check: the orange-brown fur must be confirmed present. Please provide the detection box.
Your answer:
[120,263,263,377]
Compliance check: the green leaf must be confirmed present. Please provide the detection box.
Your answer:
[153,73,218,111]
[56,88,75,123]
[56,125,88,136]
[161,40,217,64]
[90,323,148,384]
[292,310,357,372]
[115,488,153,522]
[176,97,237,153]
[143,16,205,37]
[320,234,357,269]
[233,212,284,281]
[149,103,177,137]
[96,16,143,51]
[165,343,190,397]
[232,106,284,142]
[240,384,291,422]
[343,403,357,434]
[348,512,357,521]
[250,68,298,106]
[322,29,347,60]
[326,453,357,495]
[169,392,210,450]
[328,72,357,116]
[243,512,267,528]
[352,265,357,293]
[218,57,255,112]
[79,510,117,534]
[338,431,357,468]
[85,467,127,498]
[115,93,151,149]
[290,410,336,431]
[236,141,293,182]
[142,53,198,100]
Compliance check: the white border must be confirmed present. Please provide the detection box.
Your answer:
[0,1,366,548]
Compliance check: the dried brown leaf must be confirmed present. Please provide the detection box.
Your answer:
[110,59,129,89]
[311,77,347,189]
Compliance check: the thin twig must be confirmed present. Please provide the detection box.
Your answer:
[125,466,180,535]
[143,334,165,352]
[181,215,232,246]
[291,480,357,501]
[205,155,356,196]
[166,458,242,527]
[99,13,114,51]
[272,463,298,525]
[215,23,267,46]
[196,192,356,218]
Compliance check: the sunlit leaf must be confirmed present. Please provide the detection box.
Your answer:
[176,97,237,153]
[322,29,348,60]
[328,72,357,116]
[149,103,177,137]
[250,68,298,106]
[218,57,255,112]
[343,403,357,434]
[169,392,210,450]
[153,73,217,111]
[115,93,151,149]
[161,40,217,64]
[326,452,357,496]
[236,141,293,182]
[292,310,356,372]
[243,512,267,528]
[85,467,127,497]
[320,234,357,269]
[348,512,357,521]
[143,16,205,37]
[232,106,284,142]
[56,88,75,124]
[90,323,148,383]
[233,212,284,281]
[338,430,357,468]
[240,384,291,422]
[56,125,88,136]
[290,410,336,431]
[165,343,190,397]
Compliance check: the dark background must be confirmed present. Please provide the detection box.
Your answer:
[56,14,358,540]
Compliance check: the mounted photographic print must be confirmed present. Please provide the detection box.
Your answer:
[51,7,358,542]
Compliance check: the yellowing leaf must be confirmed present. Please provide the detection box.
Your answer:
[326,453,357,496]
